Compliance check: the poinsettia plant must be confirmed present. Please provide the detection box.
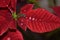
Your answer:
[0,0,60,40]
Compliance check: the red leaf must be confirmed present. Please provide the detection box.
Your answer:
[19,8,60,33]
[18,4,34,31]
[8,20,16,29]
[0,16,8,36]
[0,0,10,7]
[18,17,27,31]
[10,0,17,11]
[52,6,60,17]
[21,4,33,13]
[1,30,23,40]
[0,10,16,36]
[0,0,16,12]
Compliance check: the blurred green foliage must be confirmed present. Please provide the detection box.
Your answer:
[45,28,60,40]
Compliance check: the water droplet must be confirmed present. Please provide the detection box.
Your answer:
[24,10,26,12]
[32,18,35,21]
[29,17,31,20]
[7,37,11,40]
[21,23,23,25]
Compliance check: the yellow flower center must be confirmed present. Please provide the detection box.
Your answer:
[12,12,17,20]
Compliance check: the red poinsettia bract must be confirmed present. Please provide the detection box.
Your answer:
[52,6,60,17]
[0,29,23,40]
[0,0,24,40]
[21,8,60,33]
[0,0,60,40]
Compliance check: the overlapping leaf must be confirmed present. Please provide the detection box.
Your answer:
[10,0,17,11]
[19,8,60,33]
[21,4,33,13]
[52,6,60,17]
[0,4,33,36]
[0,0,16,12]
[18,4,33,31]
[1,29,23,40]
[0,0,10,7]
[0,10,16,36]
[0,2,60,37]
[0,0,17,36]
[0,0,60,40]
